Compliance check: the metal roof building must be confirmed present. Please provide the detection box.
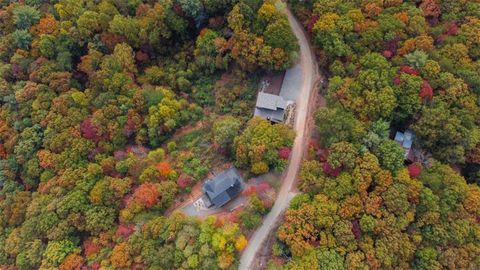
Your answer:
[254,66,300,123]
[202,168,243,208]
[254,92,289,123]
[394,130,414,160]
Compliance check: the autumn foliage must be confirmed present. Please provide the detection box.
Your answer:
[419,80,433,100]
[156,161,172,178]
[130,183,159,208]
[110,243,132,269]
[59,254,84,270]
[278,0,480,267]
[278,147,291,160]
[407,163,422,178]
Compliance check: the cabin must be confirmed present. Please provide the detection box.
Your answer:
[394,130,414,161]
[254,92,288,123]
[253,70,298,123]
[202,168,243,208]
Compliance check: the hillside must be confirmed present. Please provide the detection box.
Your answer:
[0,0,299,269]
[269,0,480,269]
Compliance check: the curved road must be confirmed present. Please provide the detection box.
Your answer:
[239,8,320,270]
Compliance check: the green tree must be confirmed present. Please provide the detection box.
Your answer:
[373,140,405,173]
[12,5,40,30]
[298,160,325,194]
[316,249,345,270]
[234,117,294,174]
[179,0,203,18]
[12,30,32,50]
[85,206,116,235]
[40,240,79,269]
[264,18,298,53]
[405,50,428,69]
[327,142,358,171]
[315,107,366,147]
[15,240,44,270]
[212,116,242,148]
[412,101,480,164]
[393,74,422,122]
[195,29,221,74]
[109,15,140,47]
[414,247,442,270]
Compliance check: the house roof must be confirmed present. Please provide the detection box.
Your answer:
[394,132,404,142]
[254,92,290,122]
[203,168,243,207]
[394,130,415,160]
[394,130,414,149]
[256,92,287,110]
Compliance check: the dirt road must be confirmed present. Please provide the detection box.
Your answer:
[238,8,321,270]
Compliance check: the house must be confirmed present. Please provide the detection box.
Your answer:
[202,168,243,208]
[253,71,297,123]
[254,92,289,123]
[394,130,414,161]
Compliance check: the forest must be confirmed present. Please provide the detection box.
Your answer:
[0,0,298,269]
[270,0,480,269]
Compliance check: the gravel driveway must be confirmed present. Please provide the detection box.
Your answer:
[238,7,322,270]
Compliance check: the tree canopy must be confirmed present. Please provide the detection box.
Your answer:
[0,0,297,268]
[270,0,480,268]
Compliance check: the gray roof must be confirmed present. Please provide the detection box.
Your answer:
[203,168,243,207]
[254,92,289,122]
[256,92,287,110]
[395,130,414,149]
[394,130,415,158]
[394,132,404,142]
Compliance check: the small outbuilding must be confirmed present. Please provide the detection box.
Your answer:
[202,168,243,208]
[394,130,414,161]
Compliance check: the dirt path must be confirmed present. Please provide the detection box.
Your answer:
[238,7,322,270]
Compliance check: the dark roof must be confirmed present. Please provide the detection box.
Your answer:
[203,168,243,207]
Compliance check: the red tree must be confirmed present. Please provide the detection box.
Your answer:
[83,239,100,256]
[420,80,433,100]
[115,224,135,239]
[318,148,329,162]
[242,186,257,196]
[444,21,459,36]
[80,118,101,142]
[400,66,420,76]
[307,15,319,34]
[278,147,291,160]
[323,162,342,177]
[257,181,270,192]
[393,76,401,85]
[177,175,192,189]
[351,220,362,240]
[135,51,149,63]
[0,144,7,159]
[383,50,393,59]
[408,163,422,178]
